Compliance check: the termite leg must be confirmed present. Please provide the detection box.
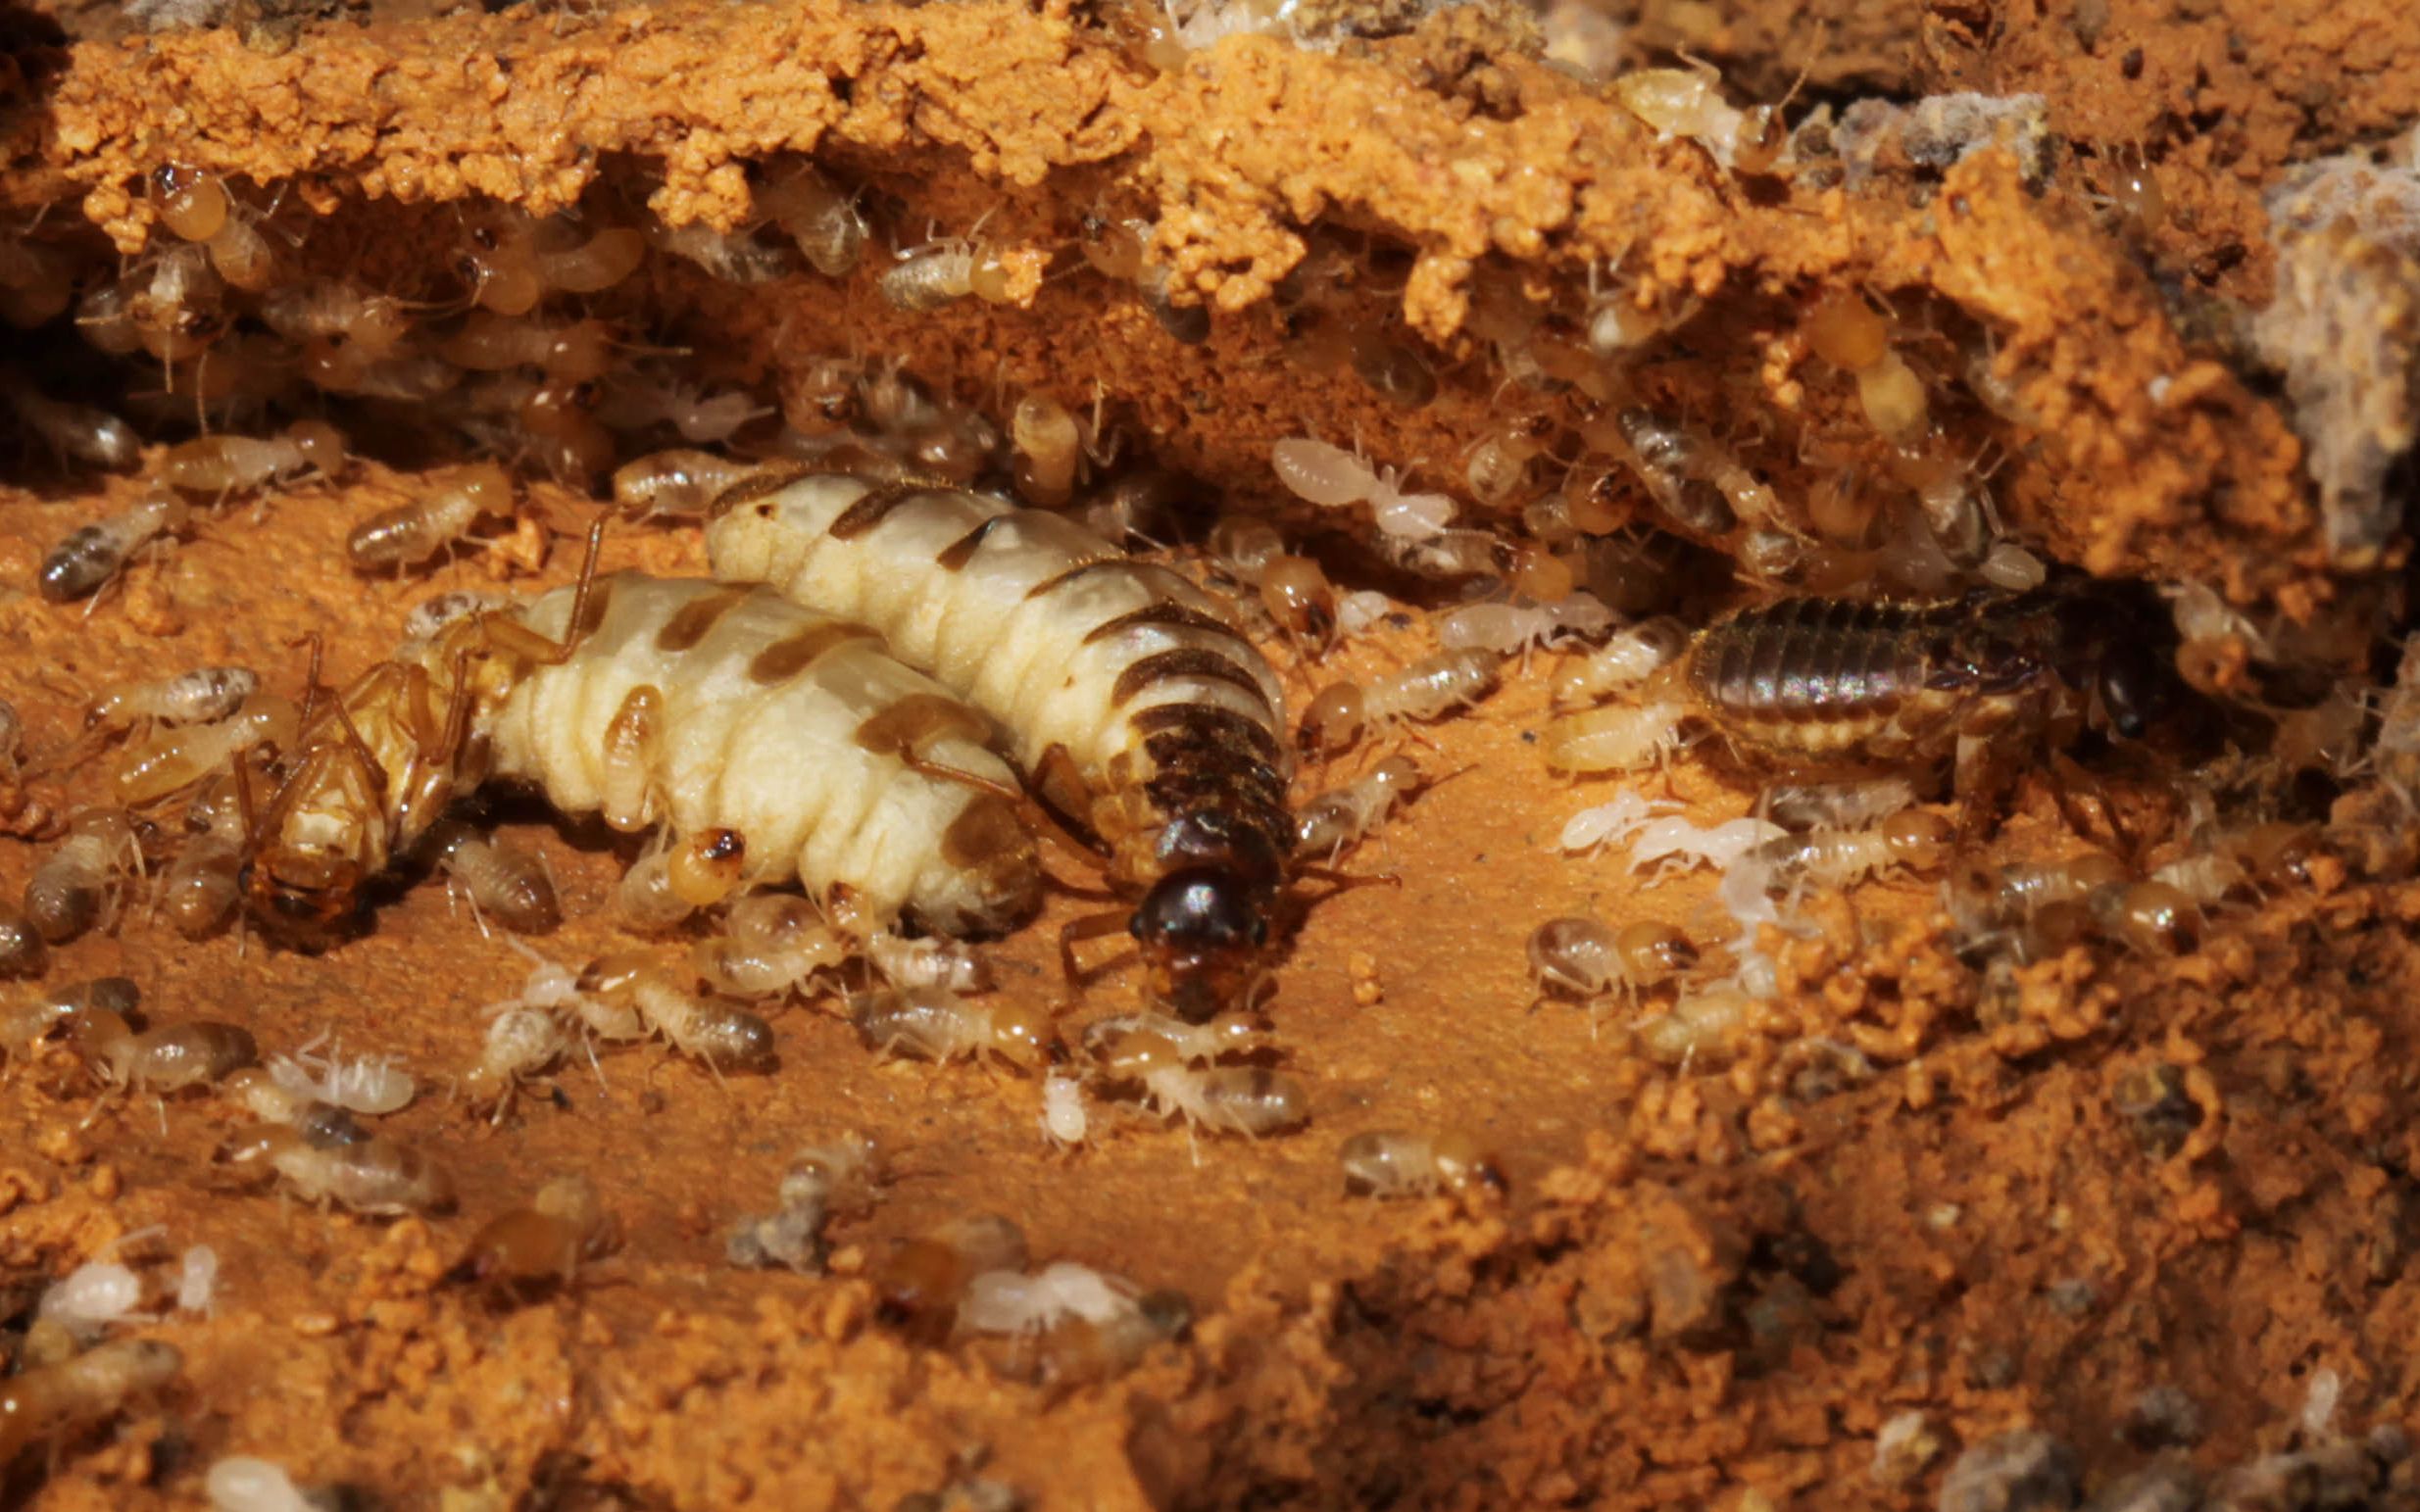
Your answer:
[1028,743,1104,853]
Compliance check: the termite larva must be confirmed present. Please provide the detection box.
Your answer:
[612,449,764,521]
[708,473,1294,1021]
[693,893,846,999]
[852,985,1061,1070]
[74,1007,258,1096]
[220,1124,456,1214]
[578,952,778,1071]
[346,463,518,572]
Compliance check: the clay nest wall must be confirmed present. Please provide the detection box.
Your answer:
[0,0,2417,1508]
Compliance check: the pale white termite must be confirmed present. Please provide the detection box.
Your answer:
[1542,697,1692,774]
[1763,777,1920,833]
[1294,754,1438,862]
[461,1006,568,1120]
[268,1035,416,1116]
[113,696,298,808]
[1298,650,1502,756]
[862,928,988,996]
[580,953,778,1072]
[1339,1129,1506,1198]
[2,369,140,470]
[1080,1008,1271,1064]
[1627,814,1785,882]
[1526,916,1698,1012]
[36,1260,153,1341]
[206,1456,317,1512]
[25,808,146,943]
[705,474,1292,1017]
[85,665,258,736]
[596,374,771,444]
[1748,810,1953,890]
[611,449,764,521]
[1553,616,1689,706]
[470,573,1042,934]
[692,893,847,999]
[426,819,560,936]
[1556,790,1679,854]
[1436,595,1614,664]
[159,422,349,502]
[39,488,188,603]
[1335,590,1398,638]
[1269,438,1456,540]
[647,219,793,283]
[959,1261,1141,1337]
[176,1246,218,1315]
[852,986,1058,1070]
[346,463,517,572]
[1090,1028,1309,1143]
[1039,1071,1089,1151]
[220,1125,456,1214]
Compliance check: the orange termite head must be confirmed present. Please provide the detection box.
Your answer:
[238,848,364,951]
[1129,868,1270,1025]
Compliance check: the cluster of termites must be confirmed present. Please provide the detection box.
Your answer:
[7,69,2420,1501]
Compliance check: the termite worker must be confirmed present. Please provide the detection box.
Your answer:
[706,472,1301,1023]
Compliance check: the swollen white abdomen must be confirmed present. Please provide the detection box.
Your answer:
[706,474,1291,795]
[485,573,1038,934]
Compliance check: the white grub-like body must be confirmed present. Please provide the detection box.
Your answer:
[474,573,1040,933]
[1269,438,1456,539]
[959,1261,1141,1336]
[706,475,1291,884]
[1554,616,1689,706]
[1556,790,1678,854]
[1039,1072,1089,1150]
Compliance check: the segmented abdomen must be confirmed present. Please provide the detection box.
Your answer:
[483,572,1040,935]
[1684,598,1953,761]
[706,474,1294,887]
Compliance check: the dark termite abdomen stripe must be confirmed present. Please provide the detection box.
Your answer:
[1083,600,1253,647]
[1025,556,1168,604]
[1130,702,1286,768]
[746,622,880,684]
[934,513,1016,572]
[703,463,812,520]
[1111,649,1274,711]
[855,692,994,757]
[654,585,753,653]
[571,576,619,640]
[825,480,954,541]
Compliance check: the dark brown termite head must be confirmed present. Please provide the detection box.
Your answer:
[2020,572,2181,741]
[1130,868,1271,1025]
[238,847,364,951]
